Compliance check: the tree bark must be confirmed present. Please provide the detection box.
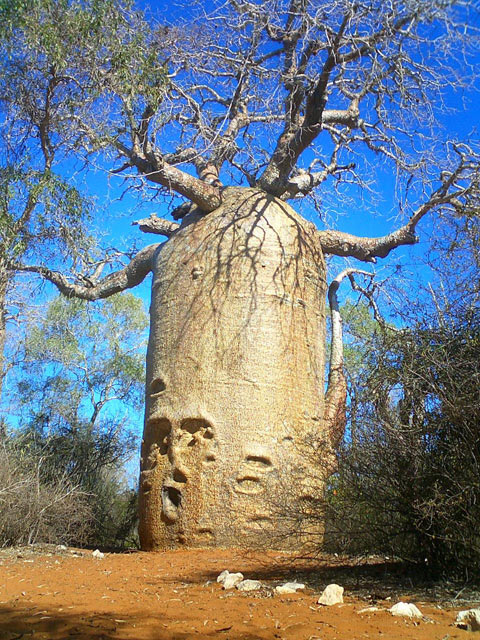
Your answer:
[133,216,180,237]
[139,187,329,550]
[318,226,418,263]
[114,144,223,213]
[323,270,348,459]
[324,269,373,462]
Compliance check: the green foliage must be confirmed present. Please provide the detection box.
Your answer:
[0,0,169,144]
[17,292,147,426]
[2,291,148,547]
[0,1,163,274]
[0,166,93,267]
[0,0,169,392]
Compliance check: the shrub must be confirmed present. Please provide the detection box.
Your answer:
[325,309,480,579]
[0,440,93,547]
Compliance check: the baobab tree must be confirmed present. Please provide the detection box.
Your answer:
[5,0,480,549]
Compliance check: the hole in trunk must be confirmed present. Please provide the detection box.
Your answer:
[150,378,166,395]
[166,486,181,507]
[236,476,263,494]
[246,454,272,467]
[173,468,188,483]
[181,418,213,434]
[162,485,182,522]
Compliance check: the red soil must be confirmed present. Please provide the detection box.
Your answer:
[0,546,477,639]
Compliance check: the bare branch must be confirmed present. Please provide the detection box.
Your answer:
[348,272,403,332]
[132,215,180,237]
[257,11,357,194]
[13,244,160,301]
[319,151,480,262]
[328,268,374,373]
[113,141,223,212]
[283,139,355,198]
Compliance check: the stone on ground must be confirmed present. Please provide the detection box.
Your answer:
[317,584,344,605]
[275,582,306,595]
[455,609,480,631]
[216,570,230,583]
[217,571,244,590]
[237,580,263,592]
[389,602,422,618]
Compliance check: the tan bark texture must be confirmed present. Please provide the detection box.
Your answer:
[138,188,330,550]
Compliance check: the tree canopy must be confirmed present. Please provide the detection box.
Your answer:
[1,0,478,295]
[0,292,147,547]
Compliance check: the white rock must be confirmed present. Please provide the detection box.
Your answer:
[317,584,344,606]
[236,579,263,592]
[92,549,104,559]
[455,609,480,631]
[275,582,306,595]
[216,570,230,583]
[222,573,244,589]
[357,606,380,614]
[389,602,422,618]
[56,544,67,551]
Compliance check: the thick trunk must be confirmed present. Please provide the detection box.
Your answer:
[138,187,336,550]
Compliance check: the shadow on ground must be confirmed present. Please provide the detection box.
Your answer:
[0,606,266,640]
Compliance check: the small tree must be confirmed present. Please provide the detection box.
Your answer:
[3,0,480,549]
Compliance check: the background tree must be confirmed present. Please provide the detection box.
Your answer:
[323,206,480,578]
[0,0,167,395]
[2,0,480,550]
[15,293,147,429]
[1,292,148,547]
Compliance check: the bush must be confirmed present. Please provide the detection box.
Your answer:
[2,421,140,549]
[0,440,93,547]
[324,308,480,579]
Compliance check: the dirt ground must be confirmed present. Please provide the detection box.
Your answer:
[0,545,479,640]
